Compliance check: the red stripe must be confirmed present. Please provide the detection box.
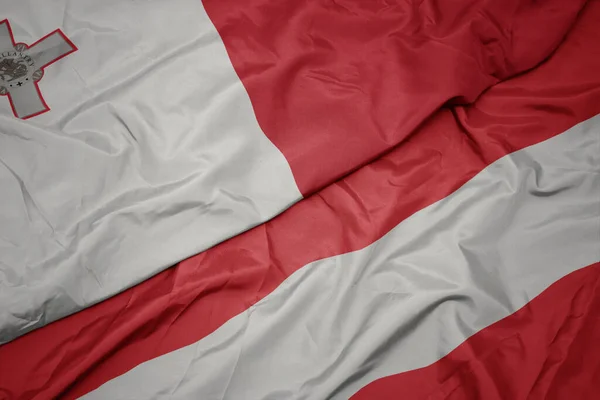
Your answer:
[203,0,587,194]
[352,262,600,400]
[1,2,600,399]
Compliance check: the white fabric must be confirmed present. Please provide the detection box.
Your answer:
[85,116,600,400]
[0,0,301,343]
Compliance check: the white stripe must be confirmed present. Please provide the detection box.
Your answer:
[85,116,600,399]
[0,0,301,343]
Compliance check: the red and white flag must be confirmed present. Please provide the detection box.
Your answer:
[0,0,599,399]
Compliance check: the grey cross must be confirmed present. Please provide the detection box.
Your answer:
[0,20,76,119]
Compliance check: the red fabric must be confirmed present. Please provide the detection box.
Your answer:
[203,0,587,194]
[1,2,600,399]
[352,262,600,400]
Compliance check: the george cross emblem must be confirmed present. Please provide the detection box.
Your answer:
[0,19,77,119]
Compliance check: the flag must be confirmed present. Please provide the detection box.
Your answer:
[0,0,599,399]
[0,0,588,343]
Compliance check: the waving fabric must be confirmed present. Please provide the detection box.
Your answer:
[0,0,588,343]
[0,1,599,399]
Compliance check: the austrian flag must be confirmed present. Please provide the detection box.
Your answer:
[0,0,598,399]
